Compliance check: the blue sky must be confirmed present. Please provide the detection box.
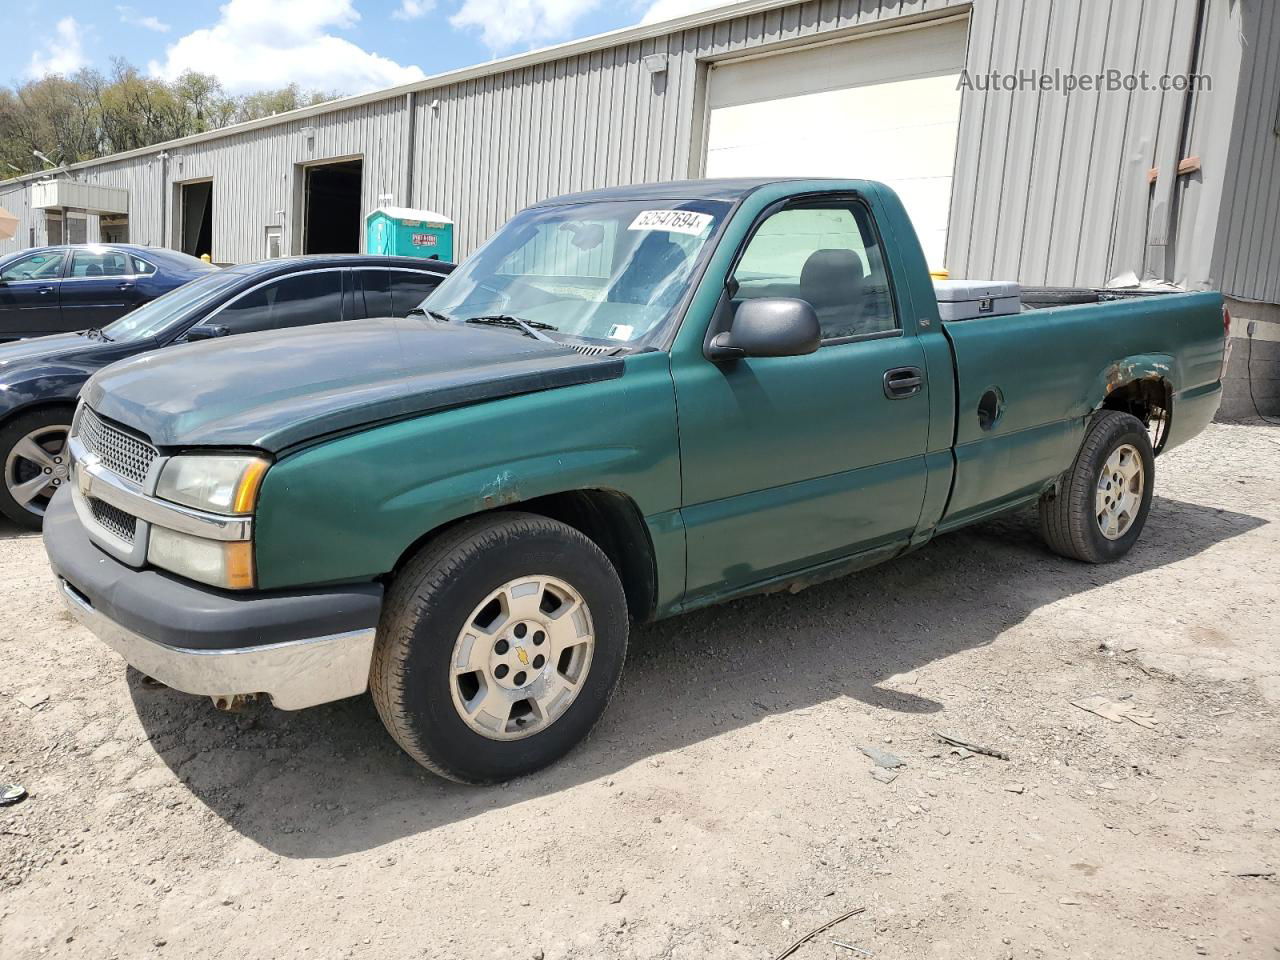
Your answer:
[13,0,714,95]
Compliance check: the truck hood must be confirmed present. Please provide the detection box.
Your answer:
[82,317,625,452]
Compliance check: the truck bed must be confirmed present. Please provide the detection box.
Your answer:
[1020,286,1182,309]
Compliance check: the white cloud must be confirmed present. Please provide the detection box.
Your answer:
[27,16,87,78]
[639,0,727,24]
[117,6,171,33]
[393,0,434,21]
[450,0,601,51]
[148,0,425,95]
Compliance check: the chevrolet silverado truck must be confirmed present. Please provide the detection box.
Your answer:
[43,179,1228,784]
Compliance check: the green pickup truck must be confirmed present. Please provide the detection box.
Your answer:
[44,178,1228,783]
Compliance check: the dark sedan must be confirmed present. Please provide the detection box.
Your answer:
[0,244,217,340]
[0,253,453,527]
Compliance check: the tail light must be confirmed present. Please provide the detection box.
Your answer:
[1221,305,1233,378]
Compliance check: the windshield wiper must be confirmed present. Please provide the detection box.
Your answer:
[81,327,114,342]
[463,314,557,343]
[408,307,454,322]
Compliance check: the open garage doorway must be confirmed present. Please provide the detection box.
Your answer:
[303,159,363,254]
[99,215,129,244]
[179,180,213,259]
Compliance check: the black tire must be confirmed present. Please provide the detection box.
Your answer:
[1039,410,1155,563]
[370,511,629,784]
[0,406,75,530]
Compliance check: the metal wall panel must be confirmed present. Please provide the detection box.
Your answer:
[0,182,34,256]
[947,0,1211,287]
[75,155,165,248]
[73,97,411,264]
[1215,0,1280,303]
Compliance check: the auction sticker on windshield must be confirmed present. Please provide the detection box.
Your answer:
[628,210,714,236]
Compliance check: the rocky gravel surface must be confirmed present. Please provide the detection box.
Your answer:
[2,421,1277,959]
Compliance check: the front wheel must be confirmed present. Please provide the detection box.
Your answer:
[370,512,629,784]
[1039,410,1155,563]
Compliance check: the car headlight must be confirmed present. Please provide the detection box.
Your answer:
[147,527,255,590]
[155,455,269,515]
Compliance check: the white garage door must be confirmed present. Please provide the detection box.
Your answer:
[704,18,968,270]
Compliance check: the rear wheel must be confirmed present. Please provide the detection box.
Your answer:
[370,512,629,784]
[0,408,74,529]
[1039,410,1155,563]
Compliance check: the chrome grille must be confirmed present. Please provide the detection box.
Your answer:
[88,497,137,544]
[76,407,157,486]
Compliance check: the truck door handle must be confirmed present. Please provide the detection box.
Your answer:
[883,366,924,399]
[38,286,54,295]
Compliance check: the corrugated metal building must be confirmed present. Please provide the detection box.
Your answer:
[1,0,1277,413]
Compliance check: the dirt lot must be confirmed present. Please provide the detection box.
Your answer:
[2,421,1278,960]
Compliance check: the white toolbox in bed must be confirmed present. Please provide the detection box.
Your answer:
[933,279,1021,321]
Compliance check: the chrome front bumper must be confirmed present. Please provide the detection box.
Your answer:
[60,579,376,710]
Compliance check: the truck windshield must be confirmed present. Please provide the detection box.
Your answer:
[419,199,730,345]
[102,270,244,342]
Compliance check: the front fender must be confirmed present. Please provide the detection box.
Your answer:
[0,370,90,422]
[252,352,682,590]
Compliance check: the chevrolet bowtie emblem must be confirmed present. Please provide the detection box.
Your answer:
[515,647,530,666]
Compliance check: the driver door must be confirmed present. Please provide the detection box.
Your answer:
[0,249,67,338]
[672,197,931,603]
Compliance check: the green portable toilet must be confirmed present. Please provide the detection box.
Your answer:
[365,206,454,262]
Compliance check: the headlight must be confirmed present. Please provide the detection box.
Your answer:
[155,455,269,515]
[149,454,267,589]
[148,526,255,590]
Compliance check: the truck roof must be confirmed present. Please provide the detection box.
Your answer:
[533,177,832,206]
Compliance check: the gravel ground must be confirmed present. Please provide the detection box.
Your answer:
[2,420,1278,960]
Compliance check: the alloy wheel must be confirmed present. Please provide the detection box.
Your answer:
[4,425,72,519]
[449,575,595,740]
[1095,443,1144,540]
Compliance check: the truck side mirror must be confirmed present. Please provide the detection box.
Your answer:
[707,297,821,360]
[184,323,231,342]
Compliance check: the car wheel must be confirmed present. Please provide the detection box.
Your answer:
[0,407,75,530]
[1039,410,1155,563]
[370,511,629,784]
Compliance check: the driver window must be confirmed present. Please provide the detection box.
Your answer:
[1,251,64,282]
[732,201,897,341]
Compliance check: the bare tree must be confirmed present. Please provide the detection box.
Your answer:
[0,61,339,177]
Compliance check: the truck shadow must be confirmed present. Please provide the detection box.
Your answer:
[0,518,40,541]
[128,495,1265,857]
